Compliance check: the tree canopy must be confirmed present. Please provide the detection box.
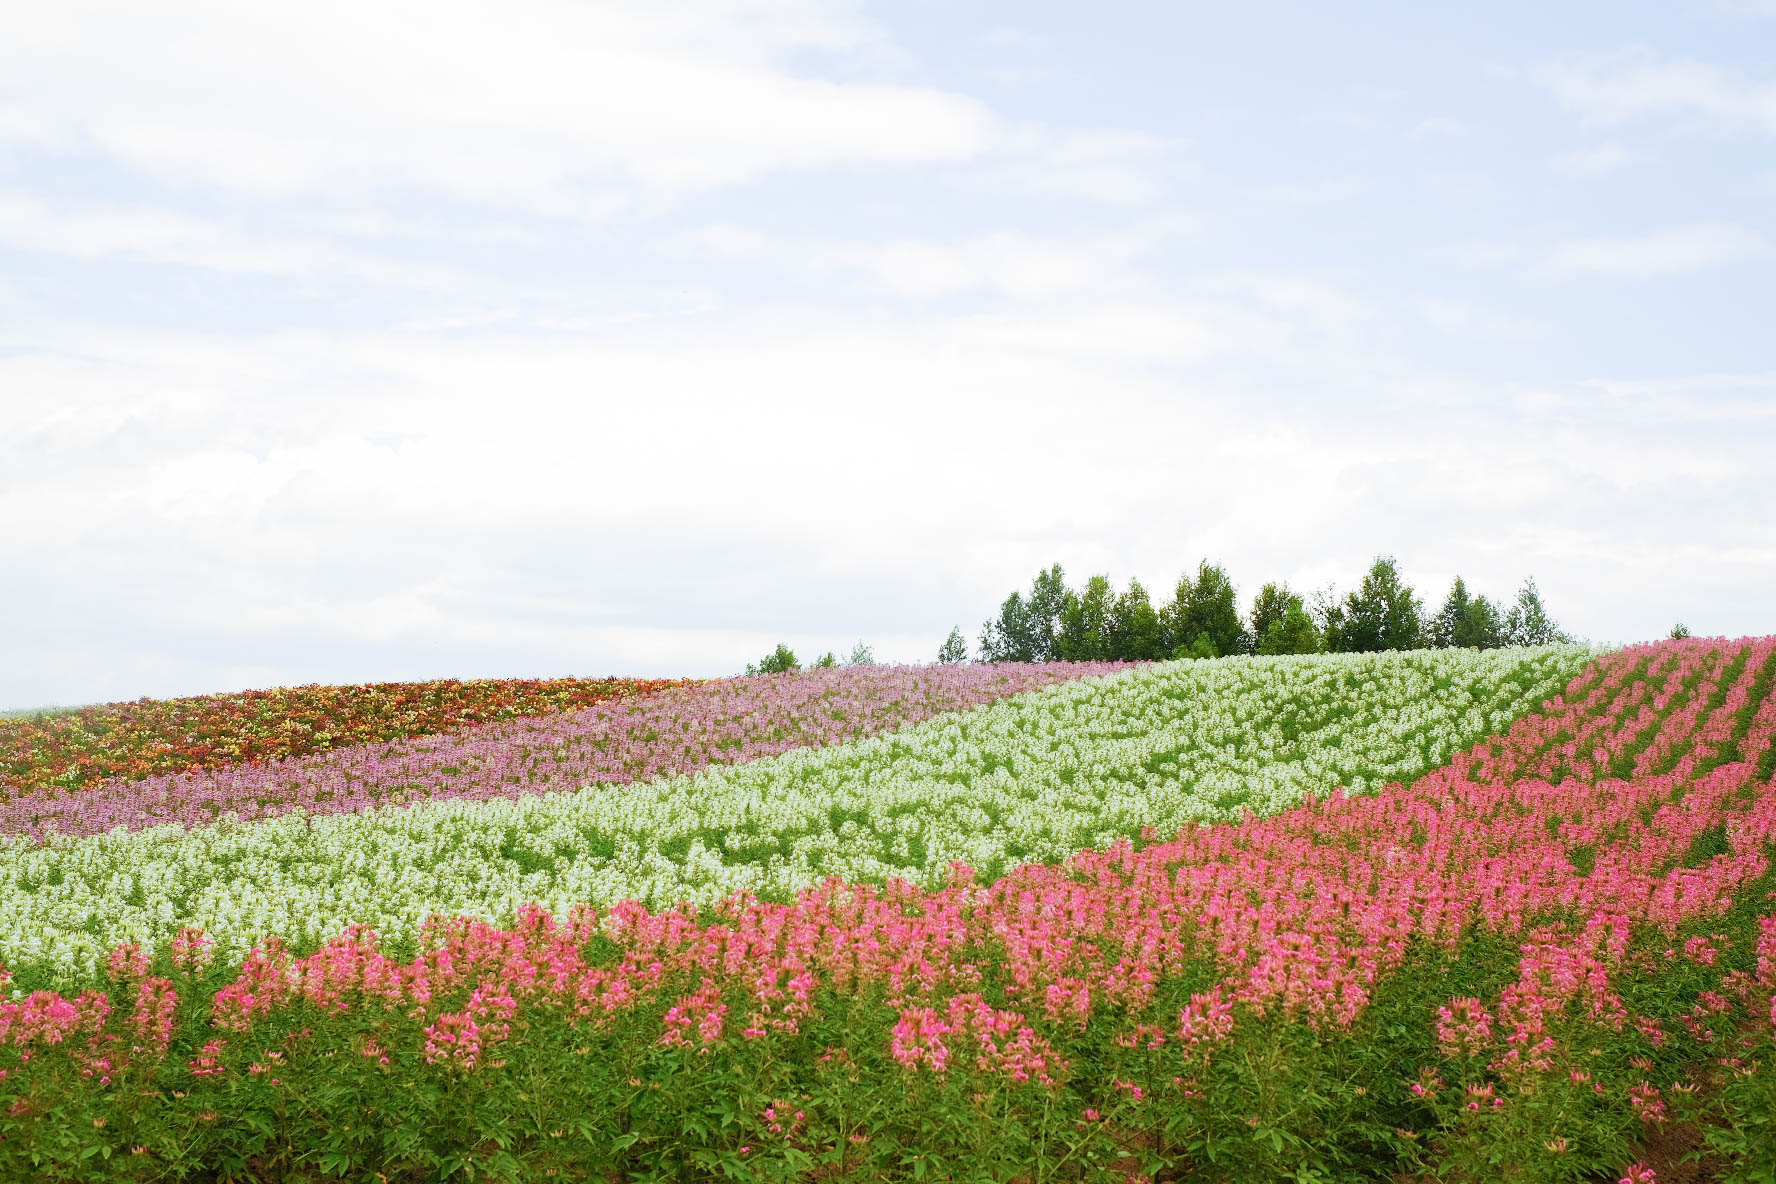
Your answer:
[975,557,1573,664]
[1321,556,1423,653]
[937,627,968,664]
[745,644,800,675]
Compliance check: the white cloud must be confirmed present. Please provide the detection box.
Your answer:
[991,127,1180,204]
[0,0,999,209]
[660,220,1191,302]
[1418,299,1545,341]
[0,191,468,286]
[3,315,1772,703]
[3,5,1774,705]
[1552,143,1639,177]
[1546,52,1776,133]
[1545,221,1769,277]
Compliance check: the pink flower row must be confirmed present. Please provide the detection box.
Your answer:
[4,644,1773,1098]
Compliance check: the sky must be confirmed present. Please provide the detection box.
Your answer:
[3,0,1774,708]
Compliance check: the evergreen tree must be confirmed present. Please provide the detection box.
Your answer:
[1431,577,1511,649]
[1430,577,1472,648]
[1503,576,1567,646]
[1324,556,1423,652]
[1056,575,1115,661]
[937,627,968,664]
[1457,595,1505,649]
[1107,578,1165,661]
[1258,597,1322,655]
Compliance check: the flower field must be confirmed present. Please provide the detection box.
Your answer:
[3,647,1581,985]
[0,662,1124,845]
[0,677,694,797]
[3,639,1776,1182]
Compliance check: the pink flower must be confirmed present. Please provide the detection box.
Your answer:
[1435,997,1493,1058]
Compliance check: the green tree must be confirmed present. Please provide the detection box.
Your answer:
[937,627,968,664]
[1430,577,1472,648]
[978,592,1032,662]
[745,643,800,675]
[1503,576,1568,646]
[1056,575,1115,661]
[978,563,1067,663]
[1164,561,1249,657]
[1457,595,1505,649]
[1433,577,1509,648]
[1257,597,1321,655]
[1160,569,1195,654]
[810,651,840,669]
[1176,633,1219,660]
[1324,556,1423,652]
[1107,578,1165,660]
[1670,622,1692,640]
[1249,582,1295,645]
[845,641,875,666]
[1025,563,1067,662]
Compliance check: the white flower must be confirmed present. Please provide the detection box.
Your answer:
[0,645,1595,985]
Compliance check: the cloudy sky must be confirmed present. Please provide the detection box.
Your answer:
[3,0,1774,708]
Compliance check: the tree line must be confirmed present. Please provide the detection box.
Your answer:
[936,556,1570,664]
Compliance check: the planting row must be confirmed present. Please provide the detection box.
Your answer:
[2,643,1774,1180]
[0,663,1127,843]
[1460,634,1776,787]
[0,647,1589,987]
[1,677,694,797]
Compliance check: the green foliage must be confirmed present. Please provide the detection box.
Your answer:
[979,559,1580,665]
[746,644,801,676]
[936,627,968,665]
[1257,598,1321,656]
[978,564,1067,663]
[1322,556,1424,653]
[1459,593,1505,649]
[1503,576,1569,647]
[1056,575,1116,661]
[1431,577,1473,648]
[1107,578,1165,661]
[1163,560,1250,658]
[1431,577,1507,650]
[1671,622,1693,640]
[810,652,840,669]
[1678,1044,1776,1183]
[1174,632,1219,660]
[978,592,1031,663]
[1026,563,1068,659]
[1248,582,1294,645]
[845,642,875,667]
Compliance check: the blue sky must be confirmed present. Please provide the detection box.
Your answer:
[3,0,1774,707]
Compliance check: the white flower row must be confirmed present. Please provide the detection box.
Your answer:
[0,646,1593,985]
